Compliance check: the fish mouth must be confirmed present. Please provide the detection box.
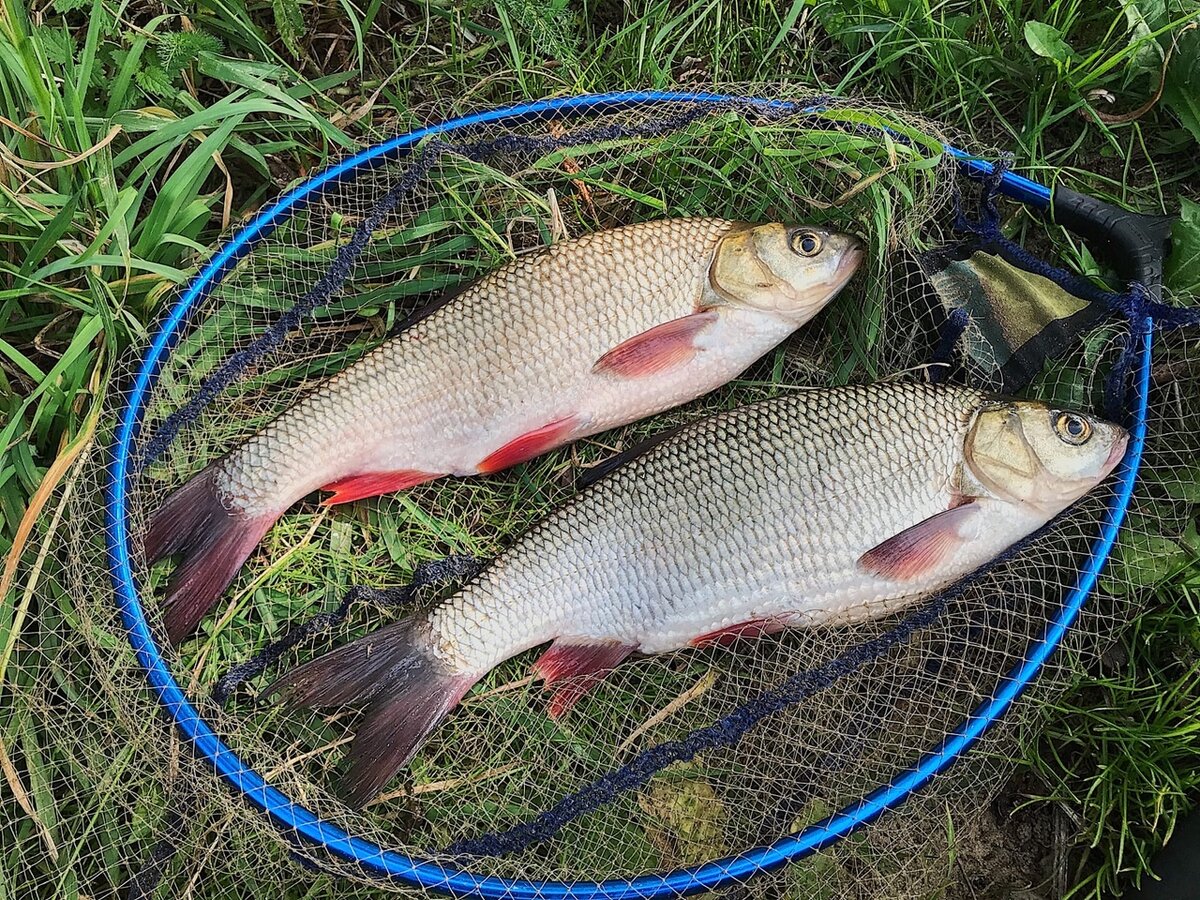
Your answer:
[828,240,865,293]
[1104,432,1130,474]
[1035,431,1130,512]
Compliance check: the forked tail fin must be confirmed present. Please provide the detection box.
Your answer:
[267,618,479,808]
[143,465,276,645]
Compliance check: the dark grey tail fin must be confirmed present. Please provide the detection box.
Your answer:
[144,465,276,645]
[267,618,478,808]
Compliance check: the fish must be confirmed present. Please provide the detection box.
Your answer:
[145,218,864,644]
[267,382,1128,807]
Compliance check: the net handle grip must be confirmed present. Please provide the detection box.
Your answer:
[1049,185,1175,296]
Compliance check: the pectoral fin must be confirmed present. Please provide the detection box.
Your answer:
[857,501,978,581]
[592,311,719,378]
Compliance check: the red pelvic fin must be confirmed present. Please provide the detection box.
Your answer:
[320,469,443,505]
[532,639,636,719]
[857,501,979,581]
[476,414,581,475]
[689,618,785,649]
[592,311,719,378]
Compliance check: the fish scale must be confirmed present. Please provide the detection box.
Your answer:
[270,381,1125,807]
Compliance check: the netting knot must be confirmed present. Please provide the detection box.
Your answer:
[1108,279,1200,332]
[1102,280,1200,416]
[952,153,1014,239]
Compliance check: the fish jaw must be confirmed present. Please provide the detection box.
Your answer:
[1105,431,1130,471]
[962,401,1128,518]
[706,225,863,321]
[764,237,864,326]
[826,242,865,302]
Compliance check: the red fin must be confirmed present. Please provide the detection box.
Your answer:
[476,415,581,475]
[689,618,785,649]
[268,617,480,809]
[532,639,636,719]
[592,312,719,378]
[857,501,978,581]
[145,464,277,645]
[320,469,443,505]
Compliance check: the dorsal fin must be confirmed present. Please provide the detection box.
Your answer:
[575,422,689,491]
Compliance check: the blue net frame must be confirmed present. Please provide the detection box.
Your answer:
[106,91,1152,899]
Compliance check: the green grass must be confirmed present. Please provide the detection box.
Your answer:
[2,0,1200,897]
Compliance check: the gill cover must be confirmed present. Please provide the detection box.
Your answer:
[707,223,863,318]
[963,400,1128,514]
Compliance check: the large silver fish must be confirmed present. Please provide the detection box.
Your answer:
[270,382,1128,807]
[147,218,863,643]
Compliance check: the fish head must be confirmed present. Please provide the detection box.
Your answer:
[707,223,864,322]
[963,399,1129,517]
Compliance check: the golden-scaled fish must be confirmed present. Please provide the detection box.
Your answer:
[269,383,1127,807]
[147,218,864,644]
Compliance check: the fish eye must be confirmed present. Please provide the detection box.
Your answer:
[1054,412,1093,445]
[790,230,823,257]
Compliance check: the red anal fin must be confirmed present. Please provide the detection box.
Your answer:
[857,501,978,581]
[321,469,443,505]
[592,311,719,379]
[532,639,636,719]
[689,618,785,649]
[476,414,581,475]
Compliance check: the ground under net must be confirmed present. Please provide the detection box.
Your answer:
[7,92,1200,900]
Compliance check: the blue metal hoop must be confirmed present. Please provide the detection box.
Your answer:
[106,91,1151,899]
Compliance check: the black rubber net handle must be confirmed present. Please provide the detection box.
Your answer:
[1050,185,1174,296]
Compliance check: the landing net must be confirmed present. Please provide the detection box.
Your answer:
[9,90,1198,900]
